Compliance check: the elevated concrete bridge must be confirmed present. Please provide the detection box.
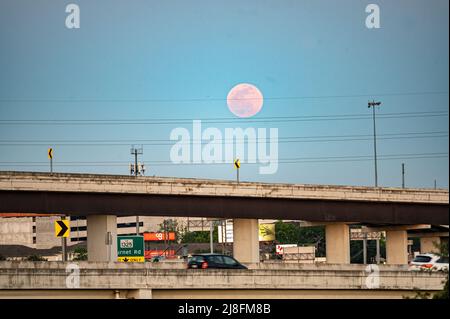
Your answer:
[0,171,447,224]
[0,171,448,265]
[0,261,446,299]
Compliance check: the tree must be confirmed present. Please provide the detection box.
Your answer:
[72,247,87,261]
[407,240,449,299]
[180,227,218,243]
[274,221,298,244]
[432,240,449,299]
[433,240,449,257]
[158,219,181,243]
[298,226,325,257]
[274,221,325,256]
[433,277,448,299]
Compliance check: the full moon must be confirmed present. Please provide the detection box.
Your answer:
[227,83,264,118]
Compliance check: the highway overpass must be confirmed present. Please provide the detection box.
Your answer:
[0,171,447,224]
[0,261,446,299]
[0,171,448,265]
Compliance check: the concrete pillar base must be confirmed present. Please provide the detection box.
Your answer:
[233,219,259,263]
[127,289,152,299]
[420,237,441,254]
[87,215,117,262]
[325,223,350,264]
[386,230,408,265]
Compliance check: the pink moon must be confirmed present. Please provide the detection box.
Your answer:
[227,83,264,118]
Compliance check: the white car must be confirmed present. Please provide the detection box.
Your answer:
[409,253,449,271]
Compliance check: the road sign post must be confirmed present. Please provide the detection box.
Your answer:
[117,235,145,262]
[106,231,113,262]
[48,148,53,173]
[55,218,69,261]
[234,159,240,184]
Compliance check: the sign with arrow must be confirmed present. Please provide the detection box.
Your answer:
[48,148,53,160]
[54,220,70,238]
[234,158,241,183]
[234,158,240,169]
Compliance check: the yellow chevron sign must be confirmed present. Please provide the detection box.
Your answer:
[234,159,240,169]
[54,220,70,238]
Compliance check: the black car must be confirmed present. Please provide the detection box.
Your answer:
[187,253,247,269]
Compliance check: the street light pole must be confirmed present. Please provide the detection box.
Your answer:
[130,145,143,235]
[368,101,381,187]
[402,163,405,189]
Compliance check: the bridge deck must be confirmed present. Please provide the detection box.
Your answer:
[0,172,448,224]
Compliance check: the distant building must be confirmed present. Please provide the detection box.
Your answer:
[1,215,286,251]
[0,215,206,249]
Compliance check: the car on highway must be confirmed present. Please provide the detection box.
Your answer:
[409,253,449,271]
[187,253,248,269]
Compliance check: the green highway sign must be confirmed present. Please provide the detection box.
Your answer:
[117,235,144,262]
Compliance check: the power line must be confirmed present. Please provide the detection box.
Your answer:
[0,90,447,103]
[0,133,447,147]
[0,152,446,166]
[0,111,447,126]
[0,131,445,144]
[0,110,446,121]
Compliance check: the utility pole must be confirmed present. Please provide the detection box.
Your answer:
[363,234,368,264]
[61,216,67,262]
[367,101,381,265]
[402,163,405,189]
[210,220,214,254]
[130,145,144,235]
[368,101,381,187]
[221,220,225,254]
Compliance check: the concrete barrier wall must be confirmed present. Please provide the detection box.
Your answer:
[0,172,447,203]
[0,261,446,292]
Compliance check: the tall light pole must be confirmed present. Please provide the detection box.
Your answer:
[368,101,381,187]
[402,163,405,189]
[130,145,144,235]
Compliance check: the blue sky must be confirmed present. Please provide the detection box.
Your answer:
[0,0,448,188]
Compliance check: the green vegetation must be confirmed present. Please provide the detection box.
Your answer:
[432,240,449,299]
[181,229,218,243]
[433,240,449,257]
[158,218,219,244]
[72,247,88,261]
[274,221,325,256]
[433,277,448,299]
[25,255,47,261]
[158,219,181,242]
[406,240,449,299]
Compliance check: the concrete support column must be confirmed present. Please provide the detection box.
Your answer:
[233,219,259,263]
[386,230,408,265]
[420,237,441,254]
[87,215,117,262]
[325,223,350,264]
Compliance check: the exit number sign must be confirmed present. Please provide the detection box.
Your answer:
[117,236,144,262]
